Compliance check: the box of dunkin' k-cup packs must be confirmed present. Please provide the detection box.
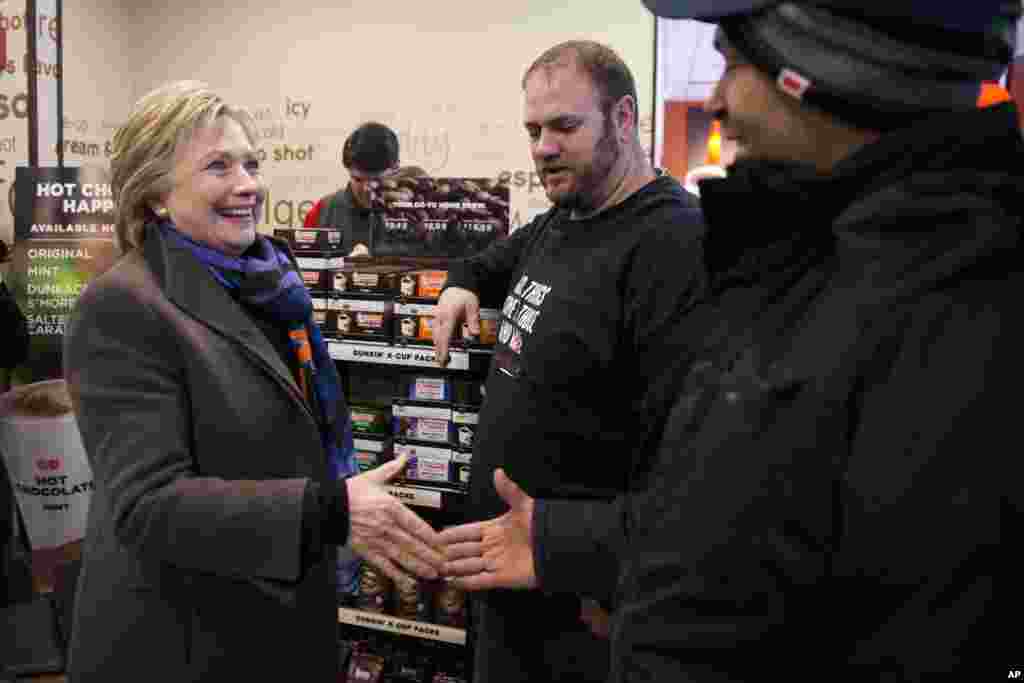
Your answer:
[395,442,454,485]
[273,228,345,255]
[327,297,393,340]
[393,302,437,343]
[451,406,479,450]
[298,267,334,293]
[310,295,331,329]
[332,264,414,297]
[398,372,452,402]
[393,402,452,444]
[349,404,391,435]
[396,270,448,300]
[352,435,391,473]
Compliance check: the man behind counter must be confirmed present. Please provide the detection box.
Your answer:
[304,122,400,256]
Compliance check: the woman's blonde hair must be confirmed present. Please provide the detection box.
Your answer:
[110,81,258,252]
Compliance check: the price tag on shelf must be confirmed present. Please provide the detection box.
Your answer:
[385,485,443,509]
[394,302,439,316]
[329,341,469,370]
[353,438,387,452]
[295,256,345,270]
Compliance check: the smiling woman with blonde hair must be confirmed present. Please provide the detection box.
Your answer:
[62,81,442,682]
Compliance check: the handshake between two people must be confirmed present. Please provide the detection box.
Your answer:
[345,285,536,587]
[346,458,536,593]
[343,285,531,584]
[346,458,538,591]
[351,460,610,638]
[355,289,608,635]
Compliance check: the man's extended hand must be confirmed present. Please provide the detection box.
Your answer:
[346,454,444,584]
[432,286,480,367]
[439,469,537,590]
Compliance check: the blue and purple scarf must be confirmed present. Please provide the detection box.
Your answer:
[159,221,359,591]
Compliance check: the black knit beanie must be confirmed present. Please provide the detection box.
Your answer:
[720,2,1018,130]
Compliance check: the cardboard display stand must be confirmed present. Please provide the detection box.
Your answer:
[0,381,93,552]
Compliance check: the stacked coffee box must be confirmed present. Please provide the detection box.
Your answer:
[348,368,485,492]
[275,228,500,346]
[274,229,494,492]
[391,372,483,491]
[329,264,500,347]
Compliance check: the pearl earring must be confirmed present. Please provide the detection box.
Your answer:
[155,207,169,218]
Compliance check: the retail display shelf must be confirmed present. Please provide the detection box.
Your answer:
[328,340,492,372]
[337,607,466,646]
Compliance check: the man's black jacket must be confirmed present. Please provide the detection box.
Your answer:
[532,103,1023,681]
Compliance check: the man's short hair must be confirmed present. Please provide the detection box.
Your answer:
[523,41,639,131]
[342,122,399,173]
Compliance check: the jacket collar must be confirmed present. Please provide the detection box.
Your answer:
[698,104,1024,287]
[140,224,311,411]
[831,103,1023,198]
[828,104,1024,294]
[698,159,838,284]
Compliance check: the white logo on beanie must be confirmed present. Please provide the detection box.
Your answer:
[777,68,812,99]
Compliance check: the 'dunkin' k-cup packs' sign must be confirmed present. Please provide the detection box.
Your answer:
[369,177,509,258]
[0,381,94,550]
[8,166,120,380]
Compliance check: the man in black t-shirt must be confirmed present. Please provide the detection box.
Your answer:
[433,41,703,683]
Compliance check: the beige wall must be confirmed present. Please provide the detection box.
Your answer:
[61,0,137,142]
[1,1,655,248]
[124,0,655,230]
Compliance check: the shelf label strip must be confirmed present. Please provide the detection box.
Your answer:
[385,485,443,509]
[337,607,466,645]
[329,341,469,370]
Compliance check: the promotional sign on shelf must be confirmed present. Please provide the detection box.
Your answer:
[368,176,509,259]
[9,166,119,380]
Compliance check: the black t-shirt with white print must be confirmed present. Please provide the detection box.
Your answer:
[446,174,703,523]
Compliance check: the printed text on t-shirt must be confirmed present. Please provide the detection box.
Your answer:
[498,274,553,354]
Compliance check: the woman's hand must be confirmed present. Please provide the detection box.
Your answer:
[345,454,444,583]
